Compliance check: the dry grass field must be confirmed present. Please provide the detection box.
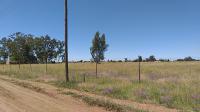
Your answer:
[0,62,199,111]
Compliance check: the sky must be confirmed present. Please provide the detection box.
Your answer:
[0,0,200,61]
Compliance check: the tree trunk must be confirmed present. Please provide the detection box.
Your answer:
[3,63,5,72]
[46,58,47,73]
[96,62,98,78]
[18,60,21,70]
[9,64,11,76]
[138,61,141,83]
[29,63,32,72]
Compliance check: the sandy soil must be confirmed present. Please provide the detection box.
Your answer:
[0,78,108,112]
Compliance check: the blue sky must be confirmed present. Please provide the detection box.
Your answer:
[0,0,200,60]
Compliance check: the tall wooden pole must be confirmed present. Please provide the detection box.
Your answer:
[65,0,69,82]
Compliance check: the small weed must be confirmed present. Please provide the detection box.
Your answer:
[134,88,149,100]
[54,80,78,89]
[102,87,113,94]
[159,95,173,107]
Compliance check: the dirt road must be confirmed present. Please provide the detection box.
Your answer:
[0,78,108,112]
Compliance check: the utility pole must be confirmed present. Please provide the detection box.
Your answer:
[65,0,69,82]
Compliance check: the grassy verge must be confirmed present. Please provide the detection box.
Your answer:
[52,77,199,112]
[63,91,147,112]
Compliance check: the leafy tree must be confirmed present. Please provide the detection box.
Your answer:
[147,55,156,62]
[34,35,57,72]
[90,32,108,78]
[184,56,195,61]
[124,58,128,62]
[0,32,66,72]
[34,37,45,63]
[56,40,65,62]
[138,56,142,62]
[0,37,10,71]
[23,34,37,71]
[0,37,9,64]
[159,59,170,62]
[8,32,26,69]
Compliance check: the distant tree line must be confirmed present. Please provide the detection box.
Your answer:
[0,32,65,65]
[176,56,197,61]
[107,55,158,62]
[107,56,199,63]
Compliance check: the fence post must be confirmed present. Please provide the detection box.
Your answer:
[83,74,86,82]
[139,61,141,83]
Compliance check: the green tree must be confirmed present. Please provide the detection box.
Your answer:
[0,37,9,71]
[90,32,108,78]
[56,40,65,62]
[124,58,128,62]
[184,56,195,61]
[138,56,142,62]
[8,32,26,69]
[34,35,57,72]
[0,37,9,64]
[24,34,37,71]
[34,37,45,63]
[147,55,156,62]
[0,32,66,71]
